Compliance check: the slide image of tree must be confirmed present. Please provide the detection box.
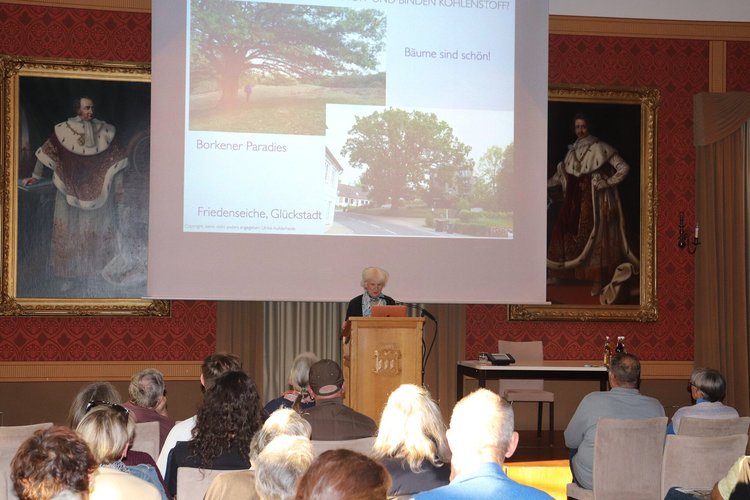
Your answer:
[188,0,386,135]
[328,105,514,239]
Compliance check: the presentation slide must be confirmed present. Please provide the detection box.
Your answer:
[183,0,515,238]
[149,0,548,303]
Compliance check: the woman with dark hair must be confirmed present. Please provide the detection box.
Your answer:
[66,381,122,429]
[164,370,265,497]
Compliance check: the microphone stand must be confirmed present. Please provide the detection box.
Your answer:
[396,302,438,384]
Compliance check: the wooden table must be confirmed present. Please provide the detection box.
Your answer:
[457,360,608,399]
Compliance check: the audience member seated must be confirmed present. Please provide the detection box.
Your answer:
[66,381,164,477]
[264,352,318,415]
[415,388,552,499]
[564,352,665,490]
[712,456,750,500]
[302,359,377,440]
[295,449,391,500]
[204,408,313,500]
[123,368,175,449]
[371,384,451,497]
[77,403,168,500]
[164,369,265,497]
[255,436,314,500]
[668,367,739,434]
[66,381,122,429]
[157,352,242,475]
[249,408,313,465]
[11,426,96,500]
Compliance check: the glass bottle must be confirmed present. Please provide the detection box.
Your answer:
[615,336,625,354]
[603,336,611,366]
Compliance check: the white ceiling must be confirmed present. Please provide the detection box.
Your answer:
[550,0,750,22]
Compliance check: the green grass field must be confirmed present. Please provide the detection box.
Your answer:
[189,84,384,135]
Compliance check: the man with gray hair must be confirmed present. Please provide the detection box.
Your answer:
[123,368,175,451]
[668,367,738,434]
[416,388,552,499]
[564,352,665,490]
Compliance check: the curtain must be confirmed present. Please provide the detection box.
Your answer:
[420,303,466,422]
[262,301,346,403]
[693,92,750,418]
[215,301,265,394]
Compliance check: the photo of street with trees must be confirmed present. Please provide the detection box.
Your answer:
[333,107,514,239]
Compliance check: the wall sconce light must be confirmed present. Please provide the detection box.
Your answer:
[678,211,700,254]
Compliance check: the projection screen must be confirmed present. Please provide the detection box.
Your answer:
[149,0,548,303]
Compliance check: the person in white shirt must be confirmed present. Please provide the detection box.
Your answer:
[156,352,241,475]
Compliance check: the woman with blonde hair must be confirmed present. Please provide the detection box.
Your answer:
[76,404,167,499]
[67,382,165,484]
[371,384,451,496]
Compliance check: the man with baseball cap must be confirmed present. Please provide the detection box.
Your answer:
[302,359,377,440]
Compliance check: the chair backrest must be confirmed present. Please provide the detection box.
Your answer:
[498,339,544,392]
[176,467,228,500]
[677,416,750,437]
[0,423,54,500]
[591,417,667,500]
[131,421,160,461]
[311,437,375,457]
[661,433,749,498]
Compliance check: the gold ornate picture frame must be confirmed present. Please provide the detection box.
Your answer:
[0,56,168,316]
[510,85,658,322]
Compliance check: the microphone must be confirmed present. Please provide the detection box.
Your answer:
[420,308,436,322]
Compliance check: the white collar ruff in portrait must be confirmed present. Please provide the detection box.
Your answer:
[53,115,117,156]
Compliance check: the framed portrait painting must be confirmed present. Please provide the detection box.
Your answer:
[510,85,659,322]
[0,56,168,315]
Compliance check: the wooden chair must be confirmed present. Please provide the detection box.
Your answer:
[660,433,748,498]
[310,436,375,457]
[131,421,160,461]
[0,423,53,500]
[497,340,554,438]
[176,467,229,500]
[566,417,667,500]
[676,416,750,436]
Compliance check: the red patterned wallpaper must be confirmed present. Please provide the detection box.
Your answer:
[0,3,216,361]
[466,36,713,362]
[2,5,747,363]
[727,41,750,91]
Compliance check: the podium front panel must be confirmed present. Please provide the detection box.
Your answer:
[342,317,424,423]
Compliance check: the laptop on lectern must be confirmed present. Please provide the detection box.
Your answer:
[370,305,408,317]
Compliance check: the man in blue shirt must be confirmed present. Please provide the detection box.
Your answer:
[564,352,665,490]
[416,388,552,499]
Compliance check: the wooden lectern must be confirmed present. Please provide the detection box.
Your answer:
[342,317,424,423]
